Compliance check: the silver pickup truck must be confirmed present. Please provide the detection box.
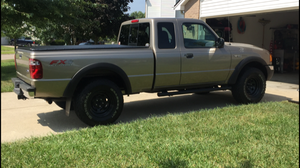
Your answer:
[12,18,274,126]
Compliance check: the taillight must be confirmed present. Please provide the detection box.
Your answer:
[14,54,17,70]
[29,58,43,79]
[269,54,272,63]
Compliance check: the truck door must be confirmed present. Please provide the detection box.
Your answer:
[153,22,181,89]
[179,22,231,86]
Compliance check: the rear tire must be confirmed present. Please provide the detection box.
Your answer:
[74,79,123,126]
[231,68,266,104]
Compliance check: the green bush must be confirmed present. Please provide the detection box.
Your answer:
[49,39,65,45]
[34,40,42,45]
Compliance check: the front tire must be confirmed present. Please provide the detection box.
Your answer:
[231,68,266,104]
[74,79,123,126]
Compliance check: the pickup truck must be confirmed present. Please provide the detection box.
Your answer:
[10,37,34,46]
[11,18,274,126]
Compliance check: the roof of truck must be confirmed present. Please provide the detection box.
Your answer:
[121,17,206,25]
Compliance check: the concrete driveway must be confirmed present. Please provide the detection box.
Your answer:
[1,76,298,143]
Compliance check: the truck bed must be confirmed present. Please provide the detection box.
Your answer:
[21,44,148,51]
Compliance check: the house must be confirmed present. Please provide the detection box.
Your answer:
[1,37,10,45]
[146,0,299,73]
[145,0,184,18]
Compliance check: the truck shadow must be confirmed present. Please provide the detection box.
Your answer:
[37,110,90,132]
[37,91,290,133]
[117,92,236,124]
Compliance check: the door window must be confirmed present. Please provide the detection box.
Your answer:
[157,22,176,49]
[182,23,216,48]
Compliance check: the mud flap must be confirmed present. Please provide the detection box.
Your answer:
[65,98,72,116]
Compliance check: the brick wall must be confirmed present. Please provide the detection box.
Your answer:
[184,0,200,19]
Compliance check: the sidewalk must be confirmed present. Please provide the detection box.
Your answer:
[1,54,14,60]
[2,44,15,60]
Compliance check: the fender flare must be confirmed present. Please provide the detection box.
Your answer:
[228,57,269,84]
[63,63,132,98]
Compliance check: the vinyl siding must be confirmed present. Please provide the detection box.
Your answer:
[161,0,176,17]
[146,0,176,18]
[147,0,161,18]
[200,0,299,18]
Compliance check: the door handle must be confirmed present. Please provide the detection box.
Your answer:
[184,53,194,58]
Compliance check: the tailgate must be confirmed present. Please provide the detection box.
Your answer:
[15,50,31,83]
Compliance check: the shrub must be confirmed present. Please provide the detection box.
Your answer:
[49,39,65,45]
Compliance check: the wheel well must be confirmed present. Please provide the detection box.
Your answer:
[238,62,267,80]
[74,70,128,96]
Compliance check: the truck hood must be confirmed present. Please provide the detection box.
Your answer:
[224,42,270,64]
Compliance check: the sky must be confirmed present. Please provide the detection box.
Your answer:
[126,0,145,14]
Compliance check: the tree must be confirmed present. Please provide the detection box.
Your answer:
[130,11,145,19]
[79,0,134,44]
[1,0,134,46]
[1,0,88,47]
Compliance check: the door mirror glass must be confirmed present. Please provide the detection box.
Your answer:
[216,37,224,48]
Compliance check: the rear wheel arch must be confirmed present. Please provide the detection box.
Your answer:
[63,63,132,98]
[228,57,268,84]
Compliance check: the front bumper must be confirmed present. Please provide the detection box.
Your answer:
[266,65,274,81]
[11,78,35,99]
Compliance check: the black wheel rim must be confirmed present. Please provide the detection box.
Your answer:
[85,89,117,120]
[90,93,111,115]
[245,77,261,96]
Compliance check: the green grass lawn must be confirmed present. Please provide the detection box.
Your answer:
[1,45,15,54]
[1,101,299,167]
[1,59,15,92]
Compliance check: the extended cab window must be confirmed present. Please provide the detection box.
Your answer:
[157,22,176,49]
[119,23,150,46]
[182,23,216,48]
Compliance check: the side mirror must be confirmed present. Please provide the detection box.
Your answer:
[216,37,224,48]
